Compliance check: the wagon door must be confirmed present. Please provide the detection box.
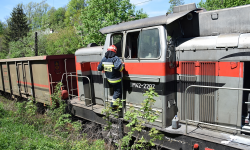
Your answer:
[2,63,11,93]
[48,59,64,93]
[17,62,32,96]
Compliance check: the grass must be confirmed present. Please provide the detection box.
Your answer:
[0,118,68,149]
[0,96,106,150]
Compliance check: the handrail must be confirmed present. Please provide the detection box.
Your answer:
[60,72,76,95]
[67,74,93,110]
[186,119,250,134]
[64,59,69,95]
[60,72,76,83]
[184,85,250,134]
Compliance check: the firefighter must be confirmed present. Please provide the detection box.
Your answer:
[97,45,124,107]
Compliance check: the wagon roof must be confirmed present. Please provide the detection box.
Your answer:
[99,3,200,34]
[0,54,74,62]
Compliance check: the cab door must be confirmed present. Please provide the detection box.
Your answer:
[104,33,124,102]
[123,26,170,127]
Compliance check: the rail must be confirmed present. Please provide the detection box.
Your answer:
[67,74,93,110]
[184,85,250,134]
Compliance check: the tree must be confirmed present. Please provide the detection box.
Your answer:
[42,7,66,30]
[46,27,81,55]
[5,4,29,42]
[0,21,8,59]
[65,0,86,26]
[0,21,3,35]
[77,0,148,47]
[8,30,48,58]
[23,1,50,30]
[198,0,250,10]
[168,0,184,13]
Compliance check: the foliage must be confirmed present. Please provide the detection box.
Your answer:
[0,106,105,149]
[8,30,48,58]
[102,98,124,130]
[42,7,67,30]
[0,22,9,59]
[168,0,184,13]
[23,1,50,30]
[121,88,164,149]
[0,81,106,149]
[0,0,149,59]
[102,88,163,149]
[5,4,30,42]
[46,26,81,55]
[65,0,86,26]
[0,21,3,35]
[197,0,250,10]
[77,0,148,47]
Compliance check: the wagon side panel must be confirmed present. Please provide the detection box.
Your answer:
[31,60,50,104]
[2,63,11,93]
[0,63,4,91]
[9,62,19,96]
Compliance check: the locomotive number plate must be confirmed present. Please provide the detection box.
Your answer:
[104,66,112,72]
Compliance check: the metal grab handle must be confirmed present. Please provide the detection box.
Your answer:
[67,75,93,110]
[184,85,250,134]
[166,49,171,59]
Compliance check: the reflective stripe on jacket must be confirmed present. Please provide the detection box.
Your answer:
[97,56,124,83]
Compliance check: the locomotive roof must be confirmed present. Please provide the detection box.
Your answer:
[99,3,200,34]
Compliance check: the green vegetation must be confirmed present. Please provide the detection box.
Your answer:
[102,88,163,150]
[0,0,147,59]
[77,0,148,47]
[65,0,86,26]
[0,83,106,150]
[46,27,81,55]
[198,0,250,10]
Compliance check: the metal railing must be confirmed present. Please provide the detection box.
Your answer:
[67,74,93,110]
[60,72,76,95]
[184,85,250,134]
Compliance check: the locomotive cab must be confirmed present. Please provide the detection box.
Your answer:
[104,26,177,127]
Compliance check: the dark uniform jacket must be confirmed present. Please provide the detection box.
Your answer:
[97,55,124,83]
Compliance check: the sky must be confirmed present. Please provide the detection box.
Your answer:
[0,0,202,23]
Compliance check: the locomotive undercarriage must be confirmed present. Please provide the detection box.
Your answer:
[67,94,249,150]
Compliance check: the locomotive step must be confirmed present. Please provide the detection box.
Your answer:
[69,97,104,114]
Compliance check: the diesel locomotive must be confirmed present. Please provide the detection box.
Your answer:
[1,3,250,150]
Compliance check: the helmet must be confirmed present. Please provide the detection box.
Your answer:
[107,45,117,53]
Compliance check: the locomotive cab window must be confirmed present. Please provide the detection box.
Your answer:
[110,33,123,57]
[138,29,160,59]
[125,31,140,59]
[125,28,160,59]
